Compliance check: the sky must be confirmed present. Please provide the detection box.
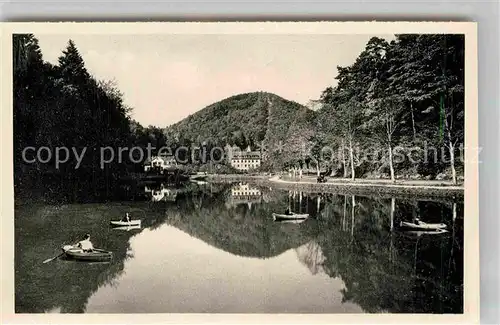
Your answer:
[36,34,394,128]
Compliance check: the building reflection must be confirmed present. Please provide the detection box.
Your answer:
[144,183,179,202]
[225,182,263,208]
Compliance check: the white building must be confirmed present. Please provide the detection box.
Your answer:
[144,155,177,172]
[225,145,262,171]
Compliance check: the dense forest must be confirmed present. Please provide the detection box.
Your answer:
[13,33,464,202]
[14,34,136,201]
[315,35,464,183]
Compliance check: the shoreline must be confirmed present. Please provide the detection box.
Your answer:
[207,174,465,198]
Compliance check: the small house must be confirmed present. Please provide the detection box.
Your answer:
[144,155,177,172]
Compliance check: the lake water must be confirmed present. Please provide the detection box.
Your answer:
[15,181,463,314]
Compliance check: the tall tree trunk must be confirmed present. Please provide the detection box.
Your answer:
[316,161,320,177]
[349,137,355,180]
[410,101,416,141]
[388,141,395,183]
[444,106,457,185]
[341,139,347,178]
[448,139,457,184]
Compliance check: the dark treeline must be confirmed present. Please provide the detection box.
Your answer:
[14,35,140,202]
[314,34,464,183]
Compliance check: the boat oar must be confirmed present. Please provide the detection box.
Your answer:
[42,251,65,264]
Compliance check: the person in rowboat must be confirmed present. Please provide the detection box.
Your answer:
[121,213,131,223]
[76,234,94,252]
[285,208,293,216]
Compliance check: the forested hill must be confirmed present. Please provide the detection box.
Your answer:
[164,92,316,151]
[13,33,465,203]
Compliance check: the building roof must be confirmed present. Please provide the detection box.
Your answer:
[143,155,176,165]
[231,151,261,159]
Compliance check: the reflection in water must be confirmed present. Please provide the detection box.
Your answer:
[15,182,464,314]
[226,182,262,209]
[144,184,179,202]
[296,241,326,275]
[86,225,362,313]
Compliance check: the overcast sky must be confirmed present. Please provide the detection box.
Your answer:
[36,34,393,127]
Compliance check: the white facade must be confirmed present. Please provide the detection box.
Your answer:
[225,145,262,171]
[230,155,261,171]
[144,156,177,172]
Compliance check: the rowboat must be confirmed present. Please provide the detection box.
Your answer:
[61,245,112,262]
[272,213,309,221]
[110,220,141,227]
[112,225,141,231]
[400,221,447,231]
[273,218,308,224]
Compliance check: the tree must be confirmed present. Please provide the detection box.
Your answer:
[57,40,90,85]
[309,133,329,176]
[14,36,136,201]
[364,97,407,182]
[13,34,52,178]
[430,35,464,184]
[385,35,426,142]
[317,35,464,181]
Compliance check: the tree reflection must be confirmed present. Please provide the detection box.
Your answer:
[16,183,463,314]
[299,194,463,313]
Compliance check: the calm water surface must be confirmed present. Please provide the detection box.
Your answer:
[15,182,464,313]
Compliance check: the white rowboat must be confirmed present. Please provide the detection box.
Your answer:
[272,213,309,221]
[400,221,447,231]
[110,220,142,227]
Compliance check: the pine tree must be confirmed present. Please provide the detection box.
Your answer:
[57,40,90,85]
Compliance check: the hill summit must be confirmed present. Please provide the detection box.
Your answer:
[164,91,316,150]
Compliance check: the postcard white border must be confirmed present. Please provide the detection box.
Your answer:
[0,21,479,324]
